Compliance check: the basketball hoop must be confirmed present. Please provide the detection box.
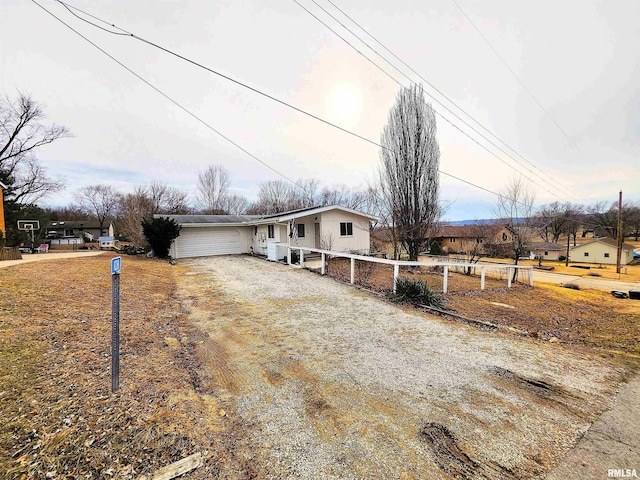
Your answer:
[17,220,40,231]
[17,220,40,248]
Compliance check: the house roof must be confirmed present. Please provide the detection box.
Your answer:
[47,220,106,230]
[435,224,504,238]
[571,237,635,252]
[0,180,7,189]
[528,242,566,251]
[163,205,379,226]
[259,205,379,223]
[166,215,260,225]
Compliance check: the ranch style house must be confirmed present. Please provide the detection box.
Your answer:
[159,205,378,260]
[568,237,635,265]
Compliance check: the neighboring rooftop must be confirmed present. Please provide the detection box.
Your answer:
[573,237,635,251]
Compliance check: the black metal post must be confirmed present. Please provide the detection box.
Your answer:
[111,272,120,392]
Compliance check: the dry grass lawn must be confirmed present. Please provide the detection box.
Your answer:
[0,255,228,479]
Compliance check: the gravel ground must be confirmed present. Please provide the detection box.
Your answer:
[177,255,626,479]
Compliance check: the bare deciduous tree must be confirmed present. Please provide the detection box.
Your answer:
[225,194,249,215]
[378,84,441,261]
[463,222,491,275]
[249,179,298,214]
[317,185,368,210]
[588,200,638,240]
[196,164,231,214]
[74,185,118,237]
[494,177,536,281]
[0,94,69,204]
[116,182,190,245]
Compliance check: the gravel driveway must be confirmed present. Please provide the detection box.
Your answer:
[177,255,624,479]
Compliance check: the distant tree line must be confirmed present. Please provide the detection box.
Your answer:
[2,91,637,259]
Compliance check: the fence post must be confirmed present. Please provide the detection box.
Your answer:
[529,267,534,287]
[481,266,486,290]
[350,257,355,284]
[321,252,326,275]
[287,247,292,266]
[300,248,304,268]
[393,264,399,293]
[507,267,512,288]
[443,266,448,294]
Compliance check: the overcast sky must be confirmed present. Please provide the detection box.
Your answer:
[1,0,638,220]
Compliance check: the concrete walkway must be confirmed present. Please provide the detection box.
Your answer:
[546,372,640,479]
[0,251,104,268]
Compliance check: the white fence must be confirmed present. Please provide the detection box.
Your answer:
[285,246,534,293]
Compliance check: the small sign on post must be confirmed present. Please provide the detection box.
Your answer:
[111,257,121,392]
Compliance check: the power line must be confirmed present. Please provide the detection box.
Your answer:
[48,0,510,200]
[450,0,581,152]
[323,0,577,200]
[56,0,385,152]
[43,0,530,203]
[32,0,299,187]
[294,0,572,202]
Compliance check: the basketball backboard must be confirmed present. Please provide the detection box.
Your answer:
[17,220,40,231]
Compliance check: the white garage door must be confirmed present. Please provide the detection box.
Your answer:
[174,227,244,258]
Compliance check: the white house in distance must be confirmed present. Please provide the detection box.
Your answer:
[159,205,378,260]
[568,237,635,265]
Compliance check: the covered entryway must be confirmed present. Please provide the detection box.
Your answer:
[173,227,244,259]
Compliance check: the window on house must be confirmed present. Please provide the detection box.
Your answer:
[584,252,589,257]
[544,251,549,256]
[340,222,353,236]
[254,226,257,236]
[502,232,508,241]
[604,253,610,258]
[268,225,274,239]
[449,237,456,243]
[297,223,305,238]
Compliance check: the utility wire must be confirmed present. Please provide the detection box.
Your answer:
[324,0,576,200]
[32,0,299,186]
[45,0,533,203]
[56,0,384,152]
[295,0,570,202]
[49,0,509,200]
[450,0,581,152]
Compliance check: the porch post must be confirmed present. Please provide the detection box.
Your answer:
[393,264,399,293]
[350,257,355,284]
[481,266,486,290]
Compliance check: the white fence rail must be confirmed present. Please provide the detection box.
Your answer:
[285,246,534,293]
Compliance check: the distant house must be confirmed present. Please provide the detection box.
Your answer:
[46,220,114,244]
[434,224,513,254]
[527,242,566,261]
[98,236,116,250]
[568,237,635,265]
[160,205,378,260]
